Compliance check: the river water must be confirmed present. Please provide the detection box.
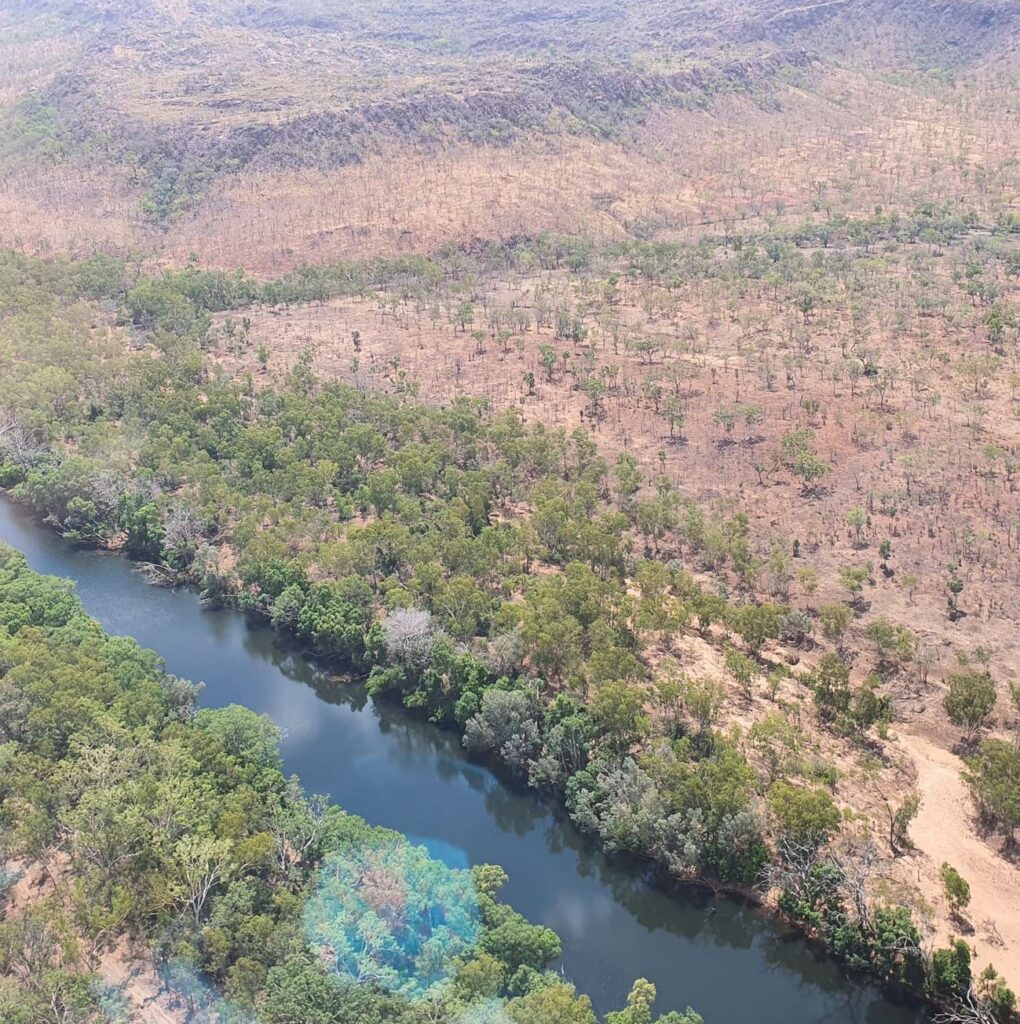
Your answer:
[0,499,924,1024]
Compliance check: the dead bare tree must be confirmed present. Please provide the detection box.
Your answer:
[0,411,42,466]
[838,838,881,935]
[162,502,204,565]
[932,988,1000,1024]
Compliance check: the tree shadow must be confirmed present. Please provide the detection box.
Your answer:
[949,911,975,936]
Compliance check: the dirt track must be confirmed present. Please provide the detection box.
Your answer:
[897,729,1020,990]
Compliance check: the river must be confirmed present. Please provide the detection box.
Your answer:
[0,498,924,1024]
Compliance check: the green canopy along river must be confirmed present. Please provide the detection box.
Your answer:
[0,498,925,1024]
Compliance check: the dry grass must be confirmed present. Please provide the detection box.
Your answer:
[641,70,1020,226]
[2,856,187,1023]
[897,729,1020,986]
[163,70,1020,272]
[0,13,84,104]
[217,271,1020,631]
[164,137,698,271]
[4,67,1016,274]
[213,230,1020,612]
[0,165,147,256]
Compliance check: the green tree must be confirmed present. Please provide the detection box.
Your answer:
[730,603,780,656]
[965,740,1020,848]
[479,915,561,973]
[725,648,759,701]
[838,564,871,606]
[454,300,475,333]
[538,344,559,382]
[464,690,540,775]
[303,838,481,998]
[871,906,925,990]
[119,498,165,562]
[679,676,726,738]
[780,429,828,494]
[940,863,971,919]
[878,539,892,573]
[748,713,802,786]
[946,568,964,618]
[768,782,841,849]
[262,956,344,1024]
[866,619,915,674]
[593,680,649,753]
[819,603,853,652]
[433,574,491,639]
[976,965,1017,1021]
[944,672,997,742]
[519,597,582,681]
[296,585,368,665]
[885,792,921,856]
[606,979,703,1024]
[164,835,236,924]
[929,939,972,1000]
[849,675,890,737]
[812,654,852,722]
[508,983,597,1024]
[660,398,686,442]
[846,507,868,547]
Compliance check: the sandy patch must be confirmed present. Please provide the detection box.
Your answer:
[897,728,1020,989]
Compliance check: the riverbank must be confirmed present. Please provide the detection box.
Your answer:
[0,496,927,1024]
[0,543,597,1024]
[22,500,1015,1023]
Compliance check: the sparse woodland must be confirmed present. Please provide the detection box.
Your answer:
[1,0,1019,1022]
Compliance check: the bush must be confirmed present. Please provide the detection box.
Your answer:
[944,672,997,741]
[940,863,971,917]
[768,782,841,848]
[965,740,1020,846]
[464,689,541,774]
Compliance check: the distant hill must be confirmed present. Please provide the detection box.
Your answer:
[0,0,1016,249]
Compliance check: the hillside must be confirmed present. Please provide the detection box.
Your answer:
[1,0,1018,262]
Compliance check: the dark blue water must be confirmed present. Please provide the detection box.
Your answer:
[0,499,923,1024]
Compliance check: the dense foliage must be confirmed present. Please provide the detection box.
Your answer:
[0,247,784,894]
[0,545,703,1024]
